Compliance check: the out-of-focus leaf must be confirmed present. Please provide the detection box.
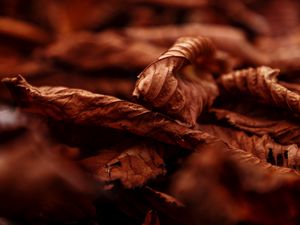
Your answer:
[142,210,160,225]
[215,0,271,35]
[124,24,270,65]
[133,36,218,127]
[171,142,300,225]
[4,76,300,177]
[42,31,165,70]
[0,17,50,45]
[81,141,166,189]
[33,0,121,35]
[0,127,96,222]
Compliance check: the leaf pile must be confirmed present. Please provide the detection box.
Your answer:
[1,1,300,225]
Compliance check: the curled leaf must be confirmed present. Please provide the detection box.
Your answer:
[133,36,218,127]
[81,141,166,189]
[212,108,300,145]
[218,66,300,115]
[199,124,300,169]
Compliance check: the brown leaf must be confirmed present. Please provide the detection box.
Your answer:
[142,210,160,225]
[199,124,300,169]
[2,75,215,149]
[211,108,300,146]
[4,76,300,177]
[218,66,300,115]
[133,36,218,127]
[81,141,166,189]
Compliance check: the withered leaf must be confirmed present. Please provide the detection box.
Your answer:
[2,75,215,149]
[218,66,300,115]
[211,108,300,146]
[133,36,218,127]
[81,141,166,189]
[4,76,300,178]
[199,124,300,169]
[31,72,135,100]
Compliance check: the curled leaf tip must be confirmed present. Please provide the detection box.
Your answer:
[133,36,218,127]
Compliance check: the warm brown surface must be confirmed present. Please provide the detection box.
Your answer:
[2,1,300,225]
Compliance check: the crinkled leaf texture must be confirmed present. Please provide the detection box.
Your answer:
[3,76,300,177]
[133,36,218,127]
[218,66,300,115]
[199,124,300,169]
[81,141,166,189]
[212,108,300,146]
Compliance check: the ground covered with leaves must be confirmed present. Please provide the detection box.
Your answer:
[1,0,300,225]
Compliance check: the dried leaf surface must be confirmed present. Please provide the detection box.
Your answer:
[133,36,218,126]
[199,124,300,169]
[2,75,214,149]
[81,141,166,189]
[218,66,300,115]
[4,75,300,177]
[212,108,300,145]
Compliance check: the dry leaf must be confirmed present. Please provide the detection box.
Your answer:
[4,76,300,176]
[212,108,300,146]
[2,75,215,149]
[199,124,300,169]
[218,66,300,115]
[81,141,166,189]
[133,36,218,127]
